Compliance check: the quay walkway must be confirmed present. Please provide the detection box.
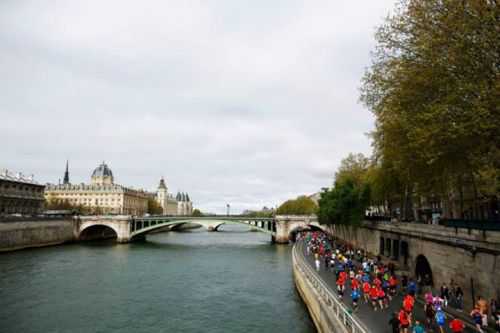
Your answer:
[297,241,482,333]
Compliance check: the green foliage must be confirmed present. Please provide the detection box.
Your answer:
[318,155,371,226]
[44,198,91,215]
[244,210,274,218]
[359,0,500,219]
[192,209,203,217]
[147,198,163,215]
[276,196,317,215]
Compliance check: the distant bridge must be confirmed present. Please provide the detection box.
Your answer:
[75,215,322,244]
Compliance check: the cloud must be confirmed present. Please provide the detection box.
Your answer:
[0,0,394,213]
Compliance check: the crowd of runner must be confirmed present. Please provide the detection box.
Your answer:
[297,231,500,333]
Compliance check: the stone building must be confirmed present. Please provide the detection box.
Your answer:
[156,177,179,215]
[0,169,45,215]
[176,192,193,215]
[154,177,193,216]
[45,162,148,215]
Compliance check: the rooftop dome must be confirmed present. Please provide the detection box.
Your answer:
[91,162,114,185]
[92,162,113,178]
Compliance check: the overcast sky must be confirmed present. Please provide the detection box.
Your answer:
[1,0,395,214]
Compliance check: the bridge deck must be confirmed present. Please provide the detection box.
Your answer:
[130,217,276,238]
[298,242,477,333]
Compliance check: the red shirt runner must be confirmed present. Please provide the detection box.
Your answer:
[449,319,464,332]
[399,310,409,326]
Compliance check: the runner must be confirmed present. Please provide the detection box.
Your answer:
[413,320,425,333]
[433,294,444,310]
[389,274,398,297]
[336,275,345,298]
[362,281,371,304]
[382,278,391,301]
[403,294,414,316]
[408,278,417,296]
[388,312,400,333]
[329,254,335,272]
[370,284,379,311]
[377,287,388,310]
[351,277,360,291]
[470,307,484,333]
[425,291,434,306]
[351,288,360,312]
[373,276,382,288]
[435,307,446,333]
[314,252,320,271]
[399,307,410,333]
[424,302,435,329]
[449,318,465,333]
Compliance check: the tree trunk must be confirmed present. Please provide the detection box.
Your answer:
[470,171,480,220]
[458,174,464,219]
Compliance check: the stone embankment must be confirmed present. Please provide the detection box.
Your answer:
[0,219,75,252]
[331,221,500,311]
[292,242,368,333]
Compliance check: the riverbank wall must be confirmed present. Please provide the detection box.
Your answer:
[292,243,367,333]
[328,222,500,311]
[0,219,76,252]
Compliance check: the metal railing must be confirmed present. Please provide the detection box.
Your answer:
[292,243,369,333]
[441,219,500,231]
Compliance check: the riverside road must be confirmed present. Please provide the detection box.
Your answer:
[299,241,477,333]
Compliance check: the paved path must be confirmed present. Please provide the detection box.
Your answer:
[299,241,477,333]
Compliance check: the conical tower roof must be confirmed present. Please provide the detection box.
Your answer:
[158,177,167,190]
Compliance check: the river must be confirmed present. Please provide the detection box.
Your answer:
[0,224,315,333]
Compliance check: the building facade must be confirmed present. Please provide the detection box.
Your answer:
[156,178,179,215]
[155,177,193,216]
[45,162,148,215]
[0,170,45,215]
[175,192,193,215]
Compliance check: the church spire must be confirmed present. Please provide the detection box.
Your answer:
[63,160,70,185]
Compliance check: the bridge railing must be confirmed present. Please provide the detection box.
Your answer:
[293,243,369,333]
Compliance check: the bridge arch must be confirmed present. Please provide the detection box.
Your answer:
[168,221,226,232]
[79,224,118,241]
[169,222,203,231]
[415,254,433,287]
[288,224,324,242]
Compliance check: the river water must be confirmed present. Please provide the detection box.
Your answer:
[0,224,315,333]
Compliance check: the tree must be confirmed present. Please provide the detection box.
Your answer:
[276,196,318,215]
[44,198,91,215]
[318,154,371,226]
[192,209,203,217]
[360,0,500,219]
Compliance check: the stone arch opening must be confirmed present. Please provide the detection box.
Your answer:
[401,241,409,266]
[288,224,324,242]
[212,223,226,231]
[80,225,118,241]
[169,222,202,231]
[415,254,433,287]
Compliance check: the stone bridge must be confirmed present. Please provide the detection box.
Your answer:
[75,215,323,244]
